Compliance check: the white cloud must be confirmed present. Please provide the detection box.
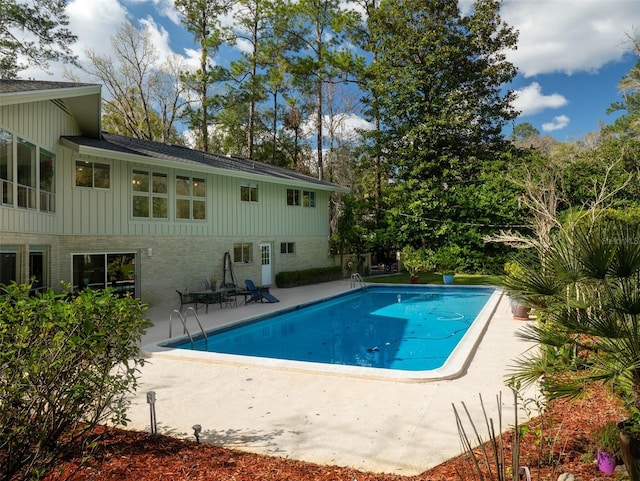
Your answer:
[138,16,174,65]
[234,38,253,56]
[329,113,373,143]
[125,0,181,25]
[542,115,570,132]
[67,0,128,57]
[501,0,639,77]
[21,0,128,79]
[301,112,373,144]
[512,82,568,116]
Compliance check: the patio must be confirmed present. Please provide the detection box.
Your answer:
[127,280,536,476]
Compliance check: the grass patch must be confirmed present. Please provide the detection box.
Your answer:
[365,272,502,286]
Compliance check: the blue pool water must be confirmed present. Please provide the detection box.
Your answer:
[167,285,495,372]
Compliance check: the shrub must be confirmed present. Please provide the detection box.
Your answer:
[275,266,342,287]
[592,421,622,458]
[401,246,434,276]
[0,283,151,481]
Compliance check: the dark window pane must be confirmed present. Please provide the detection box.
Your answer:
[133,195,149,217]
[94,163,110,188]
[132,170,149,192]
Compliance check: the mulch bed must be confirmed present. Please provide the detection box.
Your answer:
[43,384,626,481]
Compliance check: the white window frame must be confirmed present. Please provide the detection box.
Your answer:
[132,168,168,219]
[233,242,253,263]
[75,159,111,189]
[241,183,258,202]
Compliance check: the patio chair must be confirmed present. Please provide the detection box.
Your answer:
[244,279,279,303]
[176,289,199,311]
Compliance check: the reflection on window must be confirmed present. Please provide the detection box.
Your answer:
[0,129,13,206]
[76,160,110,189]
[72,252,137,297]
[233,243,252,263]
[176,175,205,220]
[39,149,55,212]
[241,184,258,202]
[132,169,167,219]
[303,190,315,207]
[287,188,300,206]
[17,138,36,209]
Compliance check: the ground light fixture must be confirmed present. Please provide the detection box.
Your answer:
[192,424,202,443]
[146,391,157,435]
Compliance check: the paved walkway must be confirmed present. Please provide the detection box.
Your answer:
[127,280,536,476]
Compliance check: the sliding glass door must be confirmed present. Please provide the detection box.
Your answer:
[72,252,138,297]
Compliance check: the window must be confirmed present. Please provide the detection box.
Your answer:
[0,129,13,206]
[132,169,168,219]
[75,160,110,188]
[280,242,295,254]
[17,138,36,208]
[287,188,300,206]
[303,190,316,207]
[233,243,253,263]
[176,175,205,220]
[39,149,55,212]
[241,184,258,202]
[0,245,18,286]
[72,253,137,297]
[0,131,55,212]
[29,247,47,288]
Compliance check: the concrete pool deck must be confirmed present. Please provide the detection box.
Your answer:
[127,280,537,476]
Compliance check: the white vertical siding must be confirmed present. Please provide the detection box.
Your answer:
[50,148,331,238]
[0,100,80,151]
[0,100,81,234]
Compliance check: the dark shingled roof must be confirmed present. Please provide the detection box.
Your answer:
[0,79,97,94]
[62,132,344,189]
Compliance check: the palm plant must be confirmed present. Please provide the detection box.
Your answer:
[505,219,640,479]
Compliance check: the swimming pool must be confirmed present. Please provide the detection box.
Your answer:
[145,285,502,382]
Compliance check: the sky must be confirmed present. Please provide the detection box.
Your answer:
[23,0,640,142]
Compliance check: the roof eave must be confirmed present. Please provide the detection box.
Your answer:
[60,138,349,192]
[1,85,102,138]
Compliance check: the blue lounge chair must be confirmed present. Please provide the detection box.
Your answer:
[244,279,279,303]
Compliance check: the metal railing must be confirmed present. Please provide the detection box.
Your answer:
[168,307,208,348]
[350,272,366,289]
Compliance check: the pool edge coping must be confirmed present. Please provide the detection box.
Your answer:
[141,285,504,383]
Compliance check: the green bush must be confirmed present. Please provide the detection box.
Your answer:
[0,283,151,481]
[275,266,342,287]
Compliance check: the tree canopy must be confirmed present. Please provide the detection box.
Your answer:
[359,0,520,270]
[0,0,77,79]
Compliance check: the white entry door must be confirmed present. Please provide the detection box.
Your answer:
[260,243,272,285]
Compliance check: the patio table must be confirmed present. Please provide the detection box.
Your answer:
[191,288,236,313]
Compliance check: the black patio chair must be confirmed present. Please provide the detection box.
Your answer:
[176,289,199,311]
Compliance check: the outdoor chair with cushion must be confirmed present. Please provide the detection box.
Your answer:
[244,279,279,303]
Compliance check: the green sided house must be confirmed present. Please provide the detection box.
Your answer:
[0,79,347,308]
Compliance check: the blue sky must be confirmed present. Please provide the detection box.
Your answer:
[25,0,640,142]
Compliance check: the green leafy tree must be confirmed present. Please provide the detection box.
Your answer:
[606,32,640,139]
[0,0,77,78]
[349,0,387,242]
[362,0,519,268]
[0,284,150,481]
[510,122,540,142]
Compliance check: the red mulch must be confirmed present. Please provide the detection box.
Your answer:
[43,384,625,481]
